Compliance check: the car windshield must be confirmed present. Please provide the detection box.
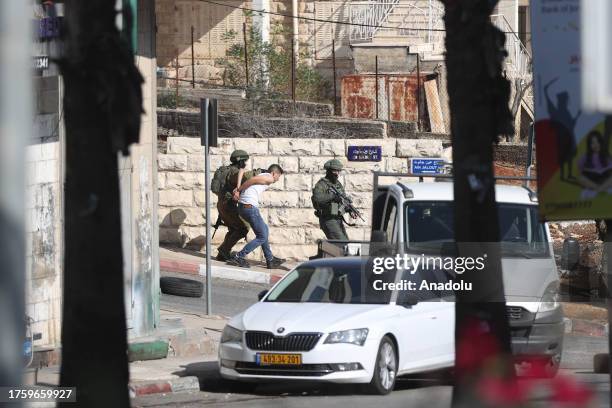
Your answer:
[405,201,550,257]
[265,264,393,304]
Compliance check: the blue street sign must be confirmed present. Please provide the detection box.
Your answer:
[347,145,382,162]
[410,158,445,175]
[36,17,63,40]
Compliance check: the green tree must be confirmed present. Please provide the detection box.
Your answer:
[217,23,330,102]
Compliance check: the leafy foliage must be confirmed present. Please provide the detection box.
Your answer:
[216,23,330,103]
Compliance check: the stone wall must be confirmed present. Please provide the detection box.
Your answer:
[26,77,63,347]
[158,109,389,139]
[158,136,450,261]
[167,89,334,118]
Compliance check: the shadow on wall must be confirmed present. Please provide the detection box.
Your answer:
[161,209,206,250]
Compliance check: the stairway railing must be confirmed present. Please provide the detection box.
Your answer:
[350,0,401,42]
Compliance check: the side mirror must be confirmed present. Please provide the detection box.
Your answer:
[257,289,268,301]
[397,294,419,308]
[562,238,580,270]
[370,230,386,243]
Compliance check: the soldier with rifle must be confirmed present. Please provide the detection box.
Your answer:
[311,159,363,240]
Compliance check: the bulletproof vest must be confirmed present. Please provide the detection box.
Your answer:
[313,178,344,217]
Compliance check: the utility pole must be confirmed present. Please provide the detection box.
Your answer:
[60,1,143,407]
[441,0,515,404]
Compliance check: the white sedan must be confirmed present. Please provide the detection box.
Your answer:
[218,257,455,395]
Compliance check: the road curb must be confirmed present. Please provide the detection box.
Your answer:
[201,264,271,284]
[160,259,199,274]
[129,376,200,397]
[160,257,286,285]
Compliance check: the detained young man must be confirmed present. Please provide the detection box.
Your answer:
[226,164,286,269]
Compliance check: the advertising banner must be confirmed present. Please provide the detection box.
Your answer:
[531,0,611,220]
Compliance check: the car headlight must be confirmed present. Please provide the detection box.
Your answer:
[324,328,368,346]
[537,282,560,316]
[221,325,243,343]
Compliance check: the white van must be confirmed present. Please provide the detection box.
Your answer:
[318,174,565,376]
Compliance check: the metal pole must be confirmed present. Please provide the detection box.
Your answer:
[200,98,212,315]
[175,54,179,106]
[524,122,534,187]
[606,220,612,407]
[205,102,212,315]
[604,116,612,408]
[332,39,338,115]
[387,75,391,123]
[375,55,379,119]
[243,22,249,90]
[191,26,195,89]
[416,54,421,131]
[291,37,296,107]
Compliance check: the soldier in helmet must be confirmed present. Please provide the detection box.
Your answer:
[311,159,356,240]
[215,150,261,261]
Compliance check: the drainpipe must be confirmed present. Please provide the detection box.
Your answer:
[253,0,270,88]
[253,0,270,43]
[292,0,299,63]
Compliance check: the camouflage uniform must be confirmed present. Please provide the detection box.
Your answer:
[312,160,348,240]
[216,151,260,259]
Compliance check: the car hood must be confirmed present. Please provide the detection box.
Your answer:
[231,302,389,334]
[501,257,557,302]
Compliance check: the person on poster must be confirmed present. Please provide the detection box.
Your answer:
[544,78,581,182]
[577,130,612,199]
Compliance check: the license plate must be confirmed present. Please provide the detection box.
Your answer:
[256,353,302,366]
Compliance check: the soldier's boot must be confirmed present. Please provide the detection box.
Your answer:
[216,250,231,262]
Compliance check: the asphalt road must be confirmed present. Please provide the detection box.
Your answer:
[153,273,611,408]
[133,364,609,408]
[160,271,268,318]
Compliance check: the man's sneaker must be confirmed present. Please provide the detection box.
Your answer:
[227,255,250,268]
[216,251,231,262]
[266,256,286,269]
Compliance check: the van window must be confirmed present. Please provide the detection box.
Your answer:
[382,196,398,242]
[404,202,549,257]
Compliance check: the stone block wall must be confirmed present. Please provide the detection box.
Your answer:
[158,136,450,261]
[26,124,63,347]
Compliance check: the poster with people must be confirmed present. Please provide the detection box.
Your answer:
[531,0,611,220]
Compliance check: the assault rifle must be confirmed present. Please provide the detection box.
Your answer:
[328,184,366,223]
[211,215,225,239]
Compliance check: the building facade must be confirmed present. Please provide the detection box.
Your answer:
[28,0,159,349]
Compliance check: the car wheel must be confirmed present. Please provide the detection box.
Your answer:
[367,336,397,395]
[160,277,204,298]
[594,353,609,374]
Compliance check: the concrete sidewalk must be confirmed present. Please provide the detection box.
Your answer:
[160,246,293,285]
[35,309,229,398]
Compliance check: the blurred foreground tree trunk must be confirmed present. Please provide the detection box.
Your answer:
[59,1,142,407]
[441,0,515,405]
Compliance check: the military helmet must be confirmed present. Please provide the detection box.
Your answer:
[324,159,343,171]
[230,149,249,163]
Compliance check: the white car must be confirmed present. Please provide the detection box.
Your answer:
[218,257,456,395]
[219,182,565,394]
